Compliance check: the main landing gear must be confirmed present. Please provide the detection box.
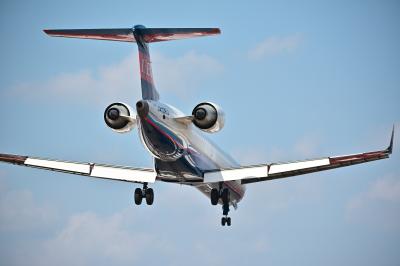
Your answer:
[210,185,232,226]
[134,183,154,205]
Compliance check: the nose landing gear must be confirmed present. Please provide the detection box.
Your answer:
[221,204,231,226]
[210,186,232,226]
[134,183,154,205]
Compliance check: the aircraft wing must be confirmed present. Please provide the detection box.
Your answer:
[204,127,394,184]
[0,154,156,184]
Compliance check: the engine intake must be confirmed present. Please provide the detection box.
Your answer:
[104,102,135,133]
[192,102,225,133]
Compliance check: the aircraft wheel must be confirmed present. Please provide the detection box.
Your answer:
[134,188,143,205]
[221,188,230,205]
[226,217,231,226]
[221,217,226,226]
[210,188,219,205]
[145,188,154,205]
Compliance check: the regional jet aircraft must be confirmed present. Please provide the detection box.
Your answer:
[0,25,394,226]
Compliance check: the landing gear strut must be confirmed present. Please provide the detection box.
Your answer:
[134,183,154,205]
[210,184,232,226]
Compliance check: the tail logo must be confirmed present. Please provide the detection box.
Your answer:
[139,52,154,85]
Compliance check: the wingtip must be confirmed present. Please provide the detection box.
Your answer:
[387,125,395,154]
[0,153,27,165]
[213,28,222,34]
[43,29,58,36]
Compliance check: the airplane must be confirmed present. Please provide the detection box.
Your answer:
[0,25,395,226]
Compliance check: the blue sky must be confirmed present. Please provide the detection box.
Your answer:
[0,0,399,265]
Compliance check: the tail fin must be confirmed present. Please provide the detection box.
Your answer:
[133,25,159,101]
[44,25,221,101]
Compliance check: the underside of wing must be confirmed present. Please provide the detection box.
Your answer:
[204,126,395,184]
[44,28,136,42]
[0,153,156,184]
[138,28,221,42]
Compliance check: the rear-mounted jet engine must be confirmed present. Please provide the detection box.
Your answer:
[104,102,136,133]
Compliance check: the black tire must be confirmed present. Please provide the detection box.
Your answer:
[227,217,231,226]
[145,188,154,205]
[221,217,226,226]
[210,188,219,205]
[221,188,230,205]
[134,188,143,205]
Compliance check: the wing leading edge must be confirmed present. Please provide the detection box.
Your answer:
[0,154,156,184]
[204,126,395,184]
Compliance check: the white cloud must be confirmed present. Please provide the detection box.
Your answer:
[368,177,400,201]
[8,50,223,106]
[231,133,322,165]
[153,50,223,98]
[34,211,155,266]
[0,186,56,232]
[11,55,139,106]
[294,134,322,159]
[248,33,304,60]
[253,238,270,253]
[0,182,216,266]
[346,174,400,231]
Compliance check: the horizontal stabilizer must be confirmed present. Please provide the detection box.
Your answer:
[44,27,221,43]
[44,28,135,42]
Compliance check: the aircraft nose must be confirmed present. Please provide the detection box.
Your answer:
[136,100,149,118]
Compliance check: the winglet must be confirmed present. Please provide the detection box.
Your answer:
[387,125,395,154]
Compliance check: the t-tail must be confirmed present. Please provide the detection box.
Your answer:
[44,25,221,101]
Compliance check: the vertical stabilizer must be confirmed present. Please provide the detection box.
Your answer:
[133,25,159,101]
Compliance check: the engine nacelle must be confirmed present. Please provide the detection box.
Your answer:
[192,102,225,133]
[104,102,136,133]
